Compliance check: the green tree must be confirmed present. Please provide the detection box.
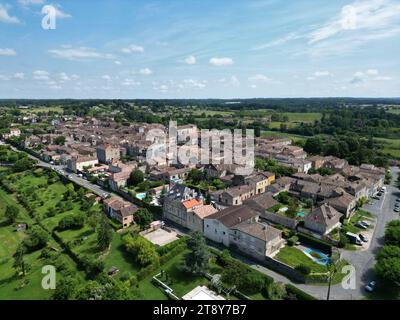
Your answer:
[129,169,144,186]
[5,205,19,223]
[385,221,400,246]
[13,158,34,173]
[181,232,209,275]
[123,234,159,267]
[134,208,153,230]
[375,245,400,287]
[304,137,323,155]
[188,169,203,184]
[13,244,27,276]
[54,136,66,146]
[97,215,112,251]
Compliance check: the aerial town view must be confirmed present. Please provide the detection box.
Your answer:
[0,0,399,312]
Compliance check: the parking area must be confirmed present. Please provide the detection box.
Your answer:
[143,228,179,247]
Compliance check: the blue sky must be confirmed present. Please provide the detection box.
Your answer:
[0,0,399,98]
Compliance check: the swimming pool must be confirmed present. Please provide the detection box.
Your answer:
[136,192,147,200]
[302,247,330,266]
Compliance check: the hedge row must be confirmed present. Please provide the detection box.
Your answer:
[297,233,332,254]
[285,284,317,300]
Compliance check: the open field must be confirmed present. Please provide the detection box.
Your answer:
[19,106,64,114]
[375,137,400,159]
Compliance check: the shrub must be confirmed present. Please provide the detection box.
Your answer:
[338,234,349,248]
[285,284,316,300]
[295,264,311,275]
[57,213,86,231]
[287,236,299,246]
[297,233,332,254]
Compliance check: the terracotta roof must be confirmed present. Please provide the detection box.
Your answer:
[182,198,202,209]
[192,205,218,219]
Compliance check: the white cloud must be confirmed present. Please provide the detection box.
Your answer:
[13,73,25,79]
[0,4,20,24]
[349,69,393,84]
[220,76,240,87]
[183,79,207,89]
[209,57,234,66]
[33,70,50,81]
[309,0,400,44]
[0,75,9,81]
[114,60,121,65]
[139,68,153,76]
[18,0,44,6]
[0,48,17,56]
[366,69,379,75]
[252,32,300,50]
[58,72,79,81]
[248,74,272,82]
[48,46,114,61]
[121,44,144,54]
[50,4,72,19]
[313,71,331,77]
[101,75,112,81]
[185,55,197,65]
[121,78,140,86]
[373,75,393,81]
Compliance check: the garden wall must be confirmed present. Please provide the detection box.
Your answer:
[262,211,298,229]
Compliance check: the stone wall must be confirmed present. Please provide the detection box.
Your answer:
[261,211,298,229]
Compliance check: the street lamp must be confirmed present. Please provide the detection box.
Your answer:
[327,247,340,301]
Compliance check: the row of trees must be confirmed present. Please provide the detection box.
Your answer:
[375,220,400,288]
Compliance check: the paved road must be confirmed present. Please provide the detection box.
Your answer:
[8,144,110,198]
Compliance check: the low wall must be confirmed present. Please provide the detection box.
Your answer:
[262,211,298,229]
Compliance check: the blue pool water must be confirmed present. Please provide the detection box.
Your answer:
[136,192,147,200]
[303,247,330,266]
[297,212,305,217]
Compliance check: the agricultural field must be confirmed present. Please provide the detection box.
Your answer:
[374,137,400,159]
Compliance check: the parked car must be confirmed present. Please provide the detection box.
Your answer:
[361,220,371,227]
[356,222,368,230]
[365,281,376,293]
[396,198,400,203]
[394,208,400,213]
[359,234,368,242]
[346,232,363,245]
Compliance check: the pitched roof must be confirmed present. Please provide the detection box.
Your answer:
[233,221,282,242]
[305,204,342,227]
[192,205,218,219]
[182,198,202,209]
[205,205,258,228]
[244,192,279,214]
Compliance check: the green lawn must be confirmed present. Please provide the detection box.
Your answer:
[275,246,327,273]
[103,232,141,274]
[138,250,210,300]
